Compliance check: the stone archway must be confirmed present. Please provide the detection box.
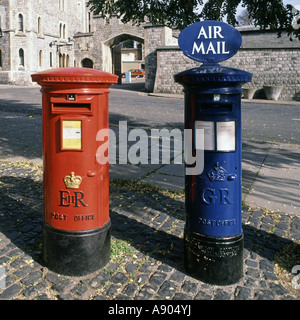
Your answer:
[74,16,145,83]
[81,58,94,68]
[102,33,144,77]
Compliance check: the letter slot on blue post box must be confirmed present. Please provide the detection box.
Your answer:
[175,21,252,285]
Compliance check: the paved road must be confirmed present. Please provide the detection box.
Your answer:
[1,82,299,152]
[110,83,300,145]
[241,102,300,145]
[0,82,299,165]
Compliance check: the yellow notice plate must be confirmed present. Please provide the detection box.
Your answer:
[62,120,82,150]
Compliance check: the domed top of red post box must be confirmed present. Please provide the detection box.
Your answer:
[32,67,118,88]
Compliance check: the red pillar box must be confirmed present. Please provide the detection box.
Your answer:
[32,68,118,276]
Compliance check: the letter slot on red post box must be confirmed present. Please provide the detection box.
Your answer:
[32,68,118,276]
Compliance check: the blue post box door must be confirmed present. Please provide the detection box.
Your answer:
[186,151,242,237]
[175,64,252,239]
[185,92,243,238]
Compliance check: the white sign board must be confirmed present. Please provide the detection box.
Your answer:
[216,121,235,151]
[195,121,215,151]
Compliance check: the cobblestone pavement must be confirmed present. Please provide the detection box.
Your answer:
[0,160,299,301]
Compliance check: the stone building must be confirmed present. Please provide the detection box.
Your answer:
[74,14,144,78]
[0,1,144,84]
[0,0,86,85]
[147,25,300,101]
[0,1,298,101]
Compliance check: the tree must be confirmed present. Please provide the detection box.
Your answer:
[87,0,300,40]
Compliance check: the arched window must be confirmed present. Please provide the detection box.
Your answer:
[59,53,63,67]
[88,12,91,32]
[19,48,24,67]
[18,14,24,32]
[38,17,42,34]
[59,0,65,11]
[59,23,66,39]
[66,54,70,67]
[81,58,94,68]
[0,49,3,68]
[0,16,3,35]
[39,50,43,68]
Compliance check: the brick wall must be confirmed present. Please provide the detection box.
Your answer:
[223,48,300,100]
[154,47,300,100]
[151,27,300,101]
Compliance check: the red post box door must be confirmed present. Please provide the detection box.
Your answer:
[43,93,110,232]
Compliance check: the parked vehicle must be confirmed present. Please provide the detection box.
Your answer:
[122,69,145,78]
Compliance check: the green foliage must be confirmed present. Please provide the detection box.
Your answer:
[111,239,135,263]
[87,0,300,39]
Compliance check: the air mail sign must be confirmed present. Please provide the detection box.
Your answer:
[178,20,242,63]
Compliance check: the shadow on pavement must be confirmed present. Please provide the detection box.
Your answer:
[0,170,298,279]
[111,79,146,93]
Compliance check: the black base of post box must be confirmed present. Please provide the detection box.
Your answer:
[42,220,111,276]
[184,230,244,285]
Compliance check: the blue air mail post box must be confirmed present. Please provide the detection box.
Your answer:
[175,21,252,285]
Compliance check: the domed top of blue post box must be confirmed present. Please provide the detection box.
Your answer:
[174,63,252,86]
